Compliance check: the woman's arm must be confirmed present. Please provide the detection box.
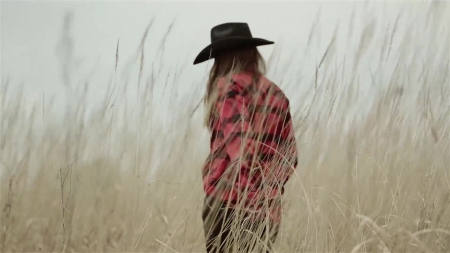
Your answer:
[282,109,298,171]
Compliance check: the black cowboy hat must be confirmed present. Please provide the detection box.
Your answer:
[193,22,274,65]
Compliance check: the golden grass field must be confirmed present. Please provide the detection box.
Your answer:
[1,2,450,252]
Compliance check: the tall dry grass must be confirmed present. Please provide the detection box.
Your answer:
[1,2,450,252]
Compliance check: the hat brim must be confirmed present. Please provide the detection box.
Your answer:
[193,37,274,65]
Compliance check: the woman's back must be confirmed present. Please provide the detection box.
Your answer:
[203,71,298,214]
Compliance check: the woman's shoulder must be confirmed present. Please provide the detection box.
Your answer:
[215,72,288,101]
[259,76,288,97]
[216,77,241,97]
[216,72,253,93]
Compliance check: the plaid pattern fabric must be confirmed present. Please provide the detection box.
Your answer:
[202,72,298,224]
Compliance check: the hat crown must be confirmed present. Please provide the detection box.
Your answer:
[211,23,253,42]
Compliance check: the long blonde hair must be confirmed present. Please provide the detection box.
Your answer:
[204,47,267,129]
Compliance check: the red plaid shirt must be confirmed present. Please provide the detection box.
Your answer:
[203,72,298,223]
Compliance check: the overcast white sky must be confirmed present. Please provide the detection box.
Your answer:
[1,1,448,125]
[2,1,346,89]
